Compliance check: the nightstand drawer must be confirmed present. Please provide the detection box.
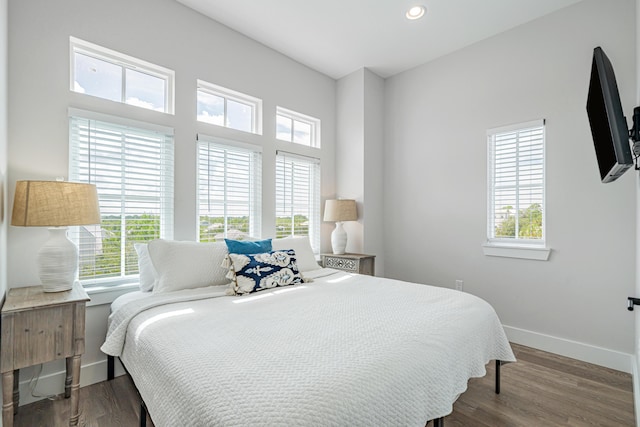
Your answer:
[13,305,74,368]
[324,256,359,272]
[321,253,375,276]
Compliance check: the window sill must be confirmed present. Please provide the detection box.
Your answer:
[85,282,140,307]
[482,243,551,261]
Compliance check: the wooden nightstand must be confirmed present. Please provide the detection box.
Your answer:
[1,282,89,427]
[321,253,376,276]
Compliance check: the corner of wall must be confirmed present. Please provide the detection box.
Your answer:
[335,68,365,254]
[627,0,638,423]
[335,67,387,274]
[362,68,386,276]
[0,0,8,304]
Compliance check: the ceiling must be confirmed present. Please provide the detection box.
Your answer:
[176,0,584,80]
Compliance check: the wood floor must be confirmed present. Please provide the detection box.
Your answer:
[12,343,635,427]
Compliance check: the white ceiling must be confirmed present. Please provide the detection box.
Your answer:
[176,0,584,79]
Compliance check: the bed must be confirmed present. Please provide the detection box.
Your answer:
[101,238,515,427]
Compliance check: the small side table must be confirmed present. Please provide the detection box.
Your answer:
[1,282,89,427]
[321,253,376,276]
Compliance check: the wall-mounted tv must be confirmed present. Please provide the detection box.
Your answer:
[586,46,633,183]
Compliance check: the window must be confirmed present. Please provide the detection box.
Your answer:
[197,80,262,134]
[275,151,321,253]
[69,109,174,286]
[70,37,175,114]
[276,107,320,147]
[486,120,546,255]
[197,135,262,242]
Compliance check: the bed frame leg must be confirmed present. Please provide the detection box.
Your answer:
[116,355,151,426]
[140,400,147,427]
[107,355,115,381]
[428,361,502,427]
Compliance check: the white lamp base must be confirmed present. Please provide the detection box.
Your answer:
[331,222,348,255]
[37,227,78,292]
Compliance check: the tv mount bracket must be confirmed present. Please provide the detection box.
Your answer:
[630,106,640,161]
[628,297,640,311]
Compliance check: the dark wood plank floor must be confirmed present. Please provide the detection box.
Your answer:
[12,344,635,426]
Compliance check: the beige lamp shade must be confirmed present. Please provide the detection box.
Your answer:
[323,199,357,222]
[12,180,100,227]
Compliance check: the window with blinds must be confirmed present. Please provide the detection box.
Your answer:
[197,136,262,242]
[69,111,174,286]
[487,120,545,245]
[275,152,321,253]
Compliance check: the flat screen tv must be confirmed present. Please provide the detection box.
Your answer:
[586,46,633,183]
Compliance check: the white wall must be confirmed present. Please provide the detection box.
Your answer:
[0,2,7,424]
[0,2,8,423]
[362,69,385,275]
[0,0,7,307]
[385,0,636,369]
[634,0,640,423]
[7,0,336,401]
[336,70,365,252]
[336,68,386,274]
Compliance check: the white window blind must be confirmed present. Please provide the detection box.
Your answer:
[487,120,545,245]
[197,136,262,241]
[69,112,174,286]
[275,151,321,253]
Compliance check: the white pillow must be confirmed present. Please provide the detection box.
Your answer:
[271,236,321,272]
[134,243,157,292]
[148,239,230,293]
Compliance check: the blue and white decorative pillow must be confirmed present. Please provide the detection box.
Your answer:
[224,249,305,295]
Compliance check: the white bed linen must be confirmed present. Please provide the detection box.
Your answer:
[109,290,153,313]
[102,270,515,426]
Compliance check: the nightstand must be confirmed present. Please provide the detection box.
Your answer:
[1,282,89,427]
[321,253,376,276]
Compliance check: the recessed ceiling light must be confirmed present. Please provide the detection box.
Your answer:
[406,5,426,20]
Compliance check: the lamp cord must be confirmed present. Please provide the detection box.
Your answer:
[28,364,60,401]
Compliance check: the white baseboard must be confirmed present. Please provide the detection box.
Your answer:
[16,358,125,406]
[503,324,633,373]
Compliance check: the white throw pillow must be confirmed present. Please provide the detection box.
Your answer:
[148,239,230,293]
[134,243,157,292]
[271,236,321,272]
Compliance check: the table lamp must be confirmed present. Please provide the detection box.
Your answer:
[11,180,100,292]
[323,199,357,255]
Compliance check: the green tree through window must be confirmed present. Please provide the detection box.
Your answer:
[494,204,542,239]
[79,213,161,279]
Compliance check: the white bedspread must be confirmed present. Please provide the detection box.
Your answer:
[102,270,515,426]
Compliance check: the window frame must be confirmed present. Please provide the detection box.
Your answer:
[196,80,263,135]
[70,36,175,114]
[276,106,321,148]
[275,150,321,253]
[68,108,175,287]
[484,119,550,261]
[196,134,263,242]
